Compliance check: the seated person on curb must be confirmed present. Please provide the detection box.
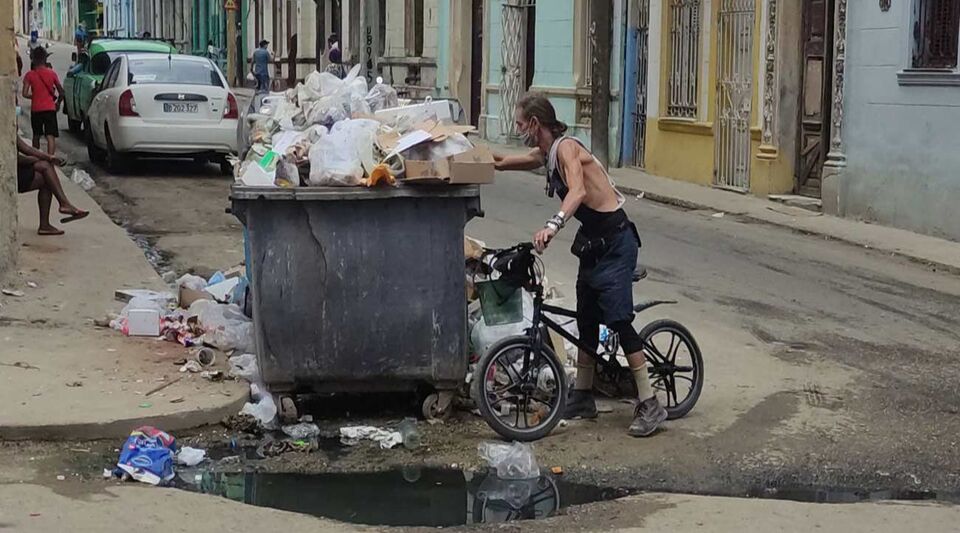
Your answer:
[16,136,89,235]
[492,93,667,438]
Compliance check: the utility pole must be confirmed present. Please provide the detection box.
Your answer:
[225,0,239,87]
[590,0,612,168]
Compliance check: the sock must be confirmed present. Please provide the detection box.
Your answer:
[574,363,595,391]
[632,364,655,401]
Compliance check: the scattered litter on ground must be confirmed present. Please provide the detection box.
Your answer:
[145,376,183,397]
[228,353,260,381]
[551,466,564,475]
[170,397,185,404]
[397,417,421,449]
[176,446,207,467]
[2,289,25,297]
[56,475,65,481]
[65,381,83,388]
[70,168,96,191]
[111,427,177,486]
[222,414,260,434]
[138,402,153,409]
[1,361,40,371]
[339,426,403,449]
[196,347,216,367]
[201,370,224,382]
[712,212,725,218]
[180,360,203,373]
[26,281,38,289]
[282,422,321,440]
[478,441,540,480]
[240,383,278,429]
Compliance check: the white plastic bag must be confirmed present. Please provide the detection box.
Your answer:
[176,274,207,292]
[189,300,255,353]
[477,442,540,480]
[307,119,380,186]
[241,382,279,429]
[282,423,321,440]
[366,79,399,112]
[176,447,206,467]
[228,353,260,382]
[70,168,96,191]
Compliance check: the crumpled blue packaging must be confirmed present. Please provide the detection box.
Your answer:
[113,426,178,485]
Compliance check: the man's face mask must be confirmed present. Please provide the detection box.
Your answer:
[520,119,539,148]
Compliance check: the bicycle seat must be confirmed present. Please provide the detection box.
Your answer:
[632,267,647,283]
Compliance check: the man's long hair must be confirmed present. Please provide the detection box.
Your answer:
[516,93,568,138]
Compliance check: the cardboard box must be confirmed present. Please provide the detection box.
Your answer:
[404,144,495,185]
[179,286,212,309]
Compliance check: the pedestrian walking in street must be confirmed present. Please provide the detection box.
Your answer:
[22,46,64,156]
[251,40,272,93]
[493,93,668,438]
[324,48,347,79]
[16,136,89,235]
[74,23,87,54]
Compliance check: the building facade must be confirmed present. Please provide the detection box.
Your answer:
[830,0,960,241]
[476,0,626,165]
[639,0,801,196]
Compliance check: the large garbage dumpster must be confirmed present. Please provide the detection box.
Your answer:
[231,185,482,419]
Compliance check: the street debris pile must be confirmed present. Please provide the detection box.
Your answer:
[478,441,540,480]
[236,65,493,188]
[103,268,252,354]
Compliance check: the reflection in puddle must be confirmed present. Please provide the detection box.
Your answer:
[175,468,632,527]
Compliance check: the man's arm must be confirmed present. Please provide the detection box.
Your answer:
[17,137,63,165]
[21,74,31,99]
[533,141,585,252]
[494,148,544,171]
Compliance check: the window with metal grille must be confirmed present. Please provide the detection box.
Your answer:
[667,0,702,118]
[913,0,960,69]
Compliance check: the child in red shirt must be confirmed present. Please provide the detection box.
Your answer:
[22,47,64,156]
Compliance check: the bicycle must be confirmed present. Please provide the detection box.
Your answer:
[475,242,704,441]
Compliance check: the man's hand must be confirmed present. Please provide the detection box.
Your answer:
[533,227,556,253]
[49,155,66,166]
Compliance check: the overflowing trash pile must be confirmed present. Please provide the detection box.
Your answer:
[106,269,254,354]
[236,65,493,188]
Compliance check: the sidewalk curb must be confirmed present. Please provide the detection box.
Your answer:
[614,183,960,276]
[0,396,247,441]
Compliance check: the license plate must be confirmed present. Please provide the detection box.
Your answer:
[163,103,198,113]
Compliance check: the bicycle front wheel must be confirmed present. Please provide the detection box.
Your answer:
[476,335,568,442]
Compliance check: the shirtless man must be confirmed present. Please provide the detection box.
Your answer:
[17,136,88,235]
[493,93,667,437]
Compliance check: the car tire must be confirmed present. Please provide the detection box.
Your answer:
[85,120,106,164]
[104,126,128,174]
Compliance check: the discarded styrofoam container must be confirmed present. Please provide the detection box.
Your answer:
[127,309,161,337]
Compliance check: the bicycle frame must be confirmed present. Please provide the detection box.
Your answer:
[524,286,673,376]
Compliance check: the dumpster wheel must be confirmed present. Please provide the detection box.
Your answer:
[421,391,454,421]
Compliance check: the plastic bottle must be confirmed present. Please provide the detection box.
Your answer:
[398,417,421,450]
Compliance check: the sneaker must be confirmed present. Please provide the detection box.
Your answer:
[563,390,599,420]
[628,396,667,437]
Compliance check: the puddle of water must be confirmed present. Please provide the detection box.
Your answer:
[747,485,949,504]
[175,468,633,527]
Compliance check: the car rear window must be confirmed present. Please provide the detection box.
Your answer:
[127,58,223,87]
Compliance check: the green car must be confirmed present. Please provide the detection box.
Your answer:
[63,39,178,133]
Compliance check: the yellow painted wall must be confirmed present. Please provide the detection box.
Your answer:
[645,0,794,197]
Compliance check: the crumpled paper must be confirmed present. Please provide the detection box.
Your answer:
[339,426,403,449]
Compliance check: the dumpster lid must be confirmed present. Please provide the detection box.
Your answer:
[230,185,481,201]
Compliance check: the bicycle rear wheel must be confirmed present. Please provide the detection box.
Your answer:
[476,336,567,441]
[639,319,704,420]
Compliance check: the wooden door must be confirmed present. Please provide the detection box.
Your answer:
[796,0,831,197]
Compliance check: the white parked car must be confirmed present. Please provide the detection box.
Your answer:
[85,53,240,174]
